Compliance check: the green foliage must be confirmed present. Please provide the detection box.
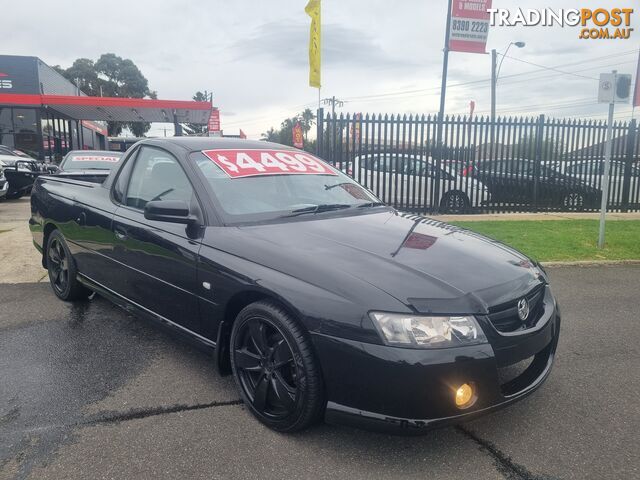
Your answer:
[450,220,640,262]
[261,108,316,153]
[55,54,156,137]
[182,91,212,135]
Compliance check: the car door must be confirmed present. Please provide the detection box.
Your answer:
[110,145,204,333]
[65,182,120,289]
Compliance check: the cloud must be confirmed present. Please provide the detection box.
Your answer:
[228,22,417,70]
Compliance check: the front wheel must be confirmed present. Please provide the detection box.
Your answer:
[230,301,324,432]
[562,192,585,211]
[440,191,470,214]
[46,230,91,301]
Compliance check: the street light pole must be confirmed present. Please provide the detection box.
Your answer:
[490,41,525,122]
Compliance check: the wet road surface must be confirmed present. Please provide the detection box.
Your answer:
[1,266,639,479]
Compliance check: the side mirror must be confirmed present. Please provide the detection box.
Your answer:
[144,200,195,224]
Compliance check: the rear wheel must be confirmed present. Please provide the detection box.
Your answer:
[46,230,91,301]
[230,301,324,432]
[440,191,470,214]
[562,192,585,211]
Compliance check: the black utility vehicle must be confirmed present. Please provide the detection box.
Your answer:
[30,138,560,433]
[0,146,55,199]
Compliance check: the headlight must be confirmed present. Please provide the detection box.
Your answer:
[369,312,487,348]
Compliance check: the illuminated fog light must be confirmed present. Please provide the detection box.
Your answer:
[455,383,477,409]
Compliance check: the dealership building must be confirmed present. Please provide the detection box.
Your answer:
[0,55,212,160]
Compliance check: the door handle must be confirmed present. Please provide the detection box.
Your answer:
[114,227,128,241]
[76,212,86,226]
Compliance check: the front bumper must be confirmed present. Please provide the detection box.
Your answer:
[312,286,560,434]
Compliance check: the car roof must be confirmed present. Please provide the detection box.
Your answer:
[142,136,298,153]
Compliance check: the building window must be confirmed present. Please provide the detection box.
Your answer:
[13,109,38,134]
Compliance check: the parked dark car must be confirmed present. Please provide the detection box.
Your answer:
[56,150,124,183]
[30,138,560,433]
[0,146,57,199]
[463,158,601,210]
[0,167,8,200]
[0,155,41,199]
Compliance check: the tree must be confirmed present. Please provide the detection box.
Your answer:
[260,127,279,142]
[55,54,156,137]
[300,108,316,140]
[261,109,317,152]
[182,91,212,135]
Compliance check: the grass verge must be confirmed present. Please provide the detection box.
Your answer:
[449,220,640,262]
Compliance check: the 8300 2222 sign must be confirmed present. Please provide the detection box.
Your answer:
[201,149,338,178]
[448,0,492,54]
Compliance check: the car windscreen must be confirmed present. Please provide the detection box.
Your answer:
[60,152,123,171]
[191,150,381,224]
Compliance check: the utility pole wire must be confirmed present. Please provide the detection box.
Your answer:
[501,54,600,81]
[321,96,344,116]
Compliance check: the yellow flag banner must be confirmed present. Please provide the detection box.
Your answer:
[305,0,321,88]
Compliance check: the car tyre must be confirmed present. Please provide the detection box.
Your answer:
[230,301,324,432]
[440,191,470,213]
[46,230,91,301]
[562,192,585,211]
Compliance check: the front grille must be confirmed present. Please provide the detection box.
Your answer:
[487,285,545,333]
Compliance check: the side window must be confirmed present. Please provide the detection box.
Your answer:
[124,147,193,210]
[112,149,138,204]
[361,156,377,171]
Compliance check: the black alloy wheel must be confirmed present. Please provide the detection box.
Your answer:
[441,191,470,213]
[562,192,585,211]
[46,230,91,301]
[230,301,324,432]
[48,236,69,294]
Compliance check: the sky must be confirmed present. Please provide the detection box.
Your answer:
[4,0,639,139]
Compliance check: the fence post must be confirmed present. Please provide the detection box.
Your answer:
[621,119,636,212]
[532,114,545,212]
[316,107,324,157]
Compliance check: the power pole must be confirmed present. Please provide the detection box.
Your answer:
[434,0,453,214]
[490,48,497,122]
[321,96,344,116]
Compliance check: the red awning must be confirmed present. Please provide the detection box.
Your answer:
[0,94,212,124]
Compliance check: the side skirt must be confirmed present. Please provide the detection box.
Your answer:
[77,274,217,353]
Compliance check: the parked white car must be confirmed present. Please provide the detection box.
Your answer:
[347,154,490,212]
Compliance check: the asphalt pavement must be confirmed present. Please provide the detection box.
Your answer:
[1,197,639,479]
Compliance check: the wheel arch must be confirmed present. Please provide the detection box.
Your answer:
[216,289,309,376]
[41,222,59,268]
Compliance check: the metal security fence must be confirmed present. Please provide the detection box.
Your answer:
[316,109,640,214]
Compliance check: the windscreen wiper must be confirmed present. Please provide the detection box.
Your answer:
[356,201,386,208]
[283,203,352,217]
